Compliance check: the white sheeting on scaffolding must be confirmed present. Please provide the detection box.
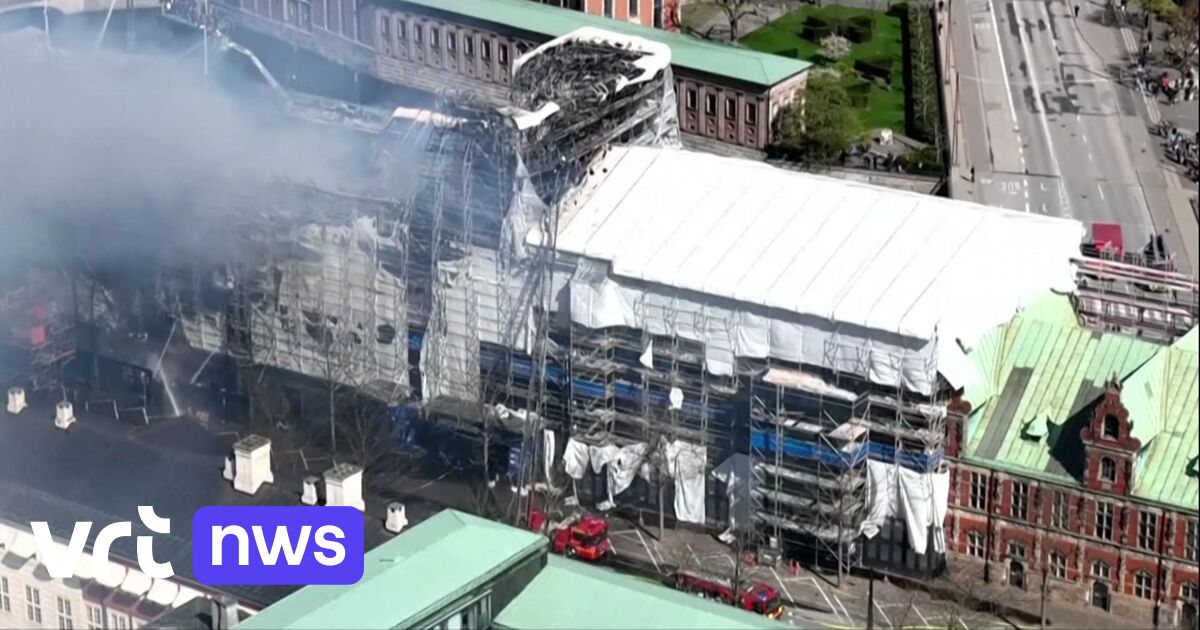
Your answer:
[530,146,1083,394]
[543,429,556,485]
[862,460,950,555]
[662,441,707,525]
[711,453,752,531]
[563,438,590,480]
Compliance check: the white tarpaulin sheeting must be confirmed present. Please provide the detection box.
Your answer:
[712,453,752,531]
[563,438,590,480]
[664,440,707,525]
[529,146,1083,394]
[862,460,950,555]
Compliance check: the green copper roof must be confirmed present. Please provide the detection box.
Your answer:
[392,0,811,86]
[963,293,1160,481]
[494,555,790,630]
[238,510,546,630]
[964,293,1199,511]
[1124,327,1199,508]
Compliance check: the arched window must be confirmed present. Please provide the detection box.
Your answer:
[1092,560,1111,580]
[1100,457,1118,483]
[1103,414,1120,439]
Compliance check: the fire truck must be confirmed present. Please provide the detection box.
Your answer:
[673,570,785,619]
[528,511,612,563]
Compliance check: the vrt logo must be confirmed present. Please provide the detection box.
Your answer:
[30,506,174,579]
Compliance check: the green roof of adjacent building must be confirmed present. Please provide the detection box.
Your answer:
[493,555,788,630]
[963,292,1199,511]
[237,510,546,630]
[393,0,812,86]
[1124,327,1199,508]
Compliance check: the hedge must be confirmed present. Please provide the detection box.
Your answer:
[854,56,894,84]
[905,4,942,146]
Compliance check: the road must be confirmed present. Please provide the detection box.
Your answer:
[949,0,1158,244]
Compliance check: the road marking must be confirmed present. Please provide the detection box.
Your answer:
[1097,182,1105,199]
[1011,0,1071,214]
[913,604,931,626]
[806,576,839,620]
[987,1,1020,127]
[1081,133,1088,143]
[632,529,661,573]
[770,567,794,603]
[873,599,893,628]
[835,595,852,621]
[1089,152,1095,162]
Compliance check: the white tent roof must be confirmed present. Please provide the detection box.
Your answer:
[171,585,202,609]
[146,579,180,606]
[119,568,152,596]
[533,146,1083,352]
[9,531,38,558]
[95,561,127,588]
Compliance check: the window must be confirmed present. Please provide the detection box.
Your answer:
[26,586,41,624]
[604,0,614,17]
[724,97,736,119]
[629,0,638,17]
[1182,582,1198,604]
[430,593,491,629]
[1096,501,1115,540]
[0,577,9,613]
[379,15,390,49]
[298,1,310,31]
[313,0,325,29]
[1134,570,1154,600]
[498,43,509,65]
[685,89,697,111]
[56,597,73,630]
[1007,540,1027,560]
[1138,511,1158,550]
[1186,520,1198,562]
[413,22,422,44]
[1092,580,1111,611]
[704,94,717,115]
[1092,559,1111,580]
[447,32,456,52]
[1051,491,1069,529]
[480,40,491,61]
[1103,413,1120,439]
[430,27,439,48]
[86,606,103,630]
[339,0,353,39]
[1011,481,1029,520]
[1100,456,1117,483]
[745,102,758,125]
[1050,551,1068,579]
[970,472,988,510]
[396,17,406,41]
[653,0,663,27]
[110,612,129,630]
[967,530,986,558]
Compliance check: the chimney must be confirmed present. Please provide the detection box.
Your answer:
[211,594,239,630]
[232,435,273,495]
[385,502,408,534]
[7,387,27,415]
[324,463,364,512]
[54,401,75,430]
[300,476,320,505]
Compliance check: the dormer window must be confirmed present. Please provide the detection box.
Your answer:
[1102,414,1120,440]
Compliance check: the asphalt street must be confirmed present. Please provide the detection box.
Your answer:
[951,0,1158,245]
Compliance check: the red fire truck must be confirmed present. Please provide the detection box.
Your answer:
[529,511,612,563]
[673,570,785,619]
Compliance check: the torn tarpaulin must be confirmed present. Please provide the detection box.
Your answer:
[862,460,949,555]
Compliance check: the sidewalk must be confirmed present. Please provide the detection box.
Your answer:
[1073,0,1199,274]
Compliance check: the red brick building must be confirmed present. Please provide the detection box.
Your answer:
[532,0,682,30]
[945,297,1199,628]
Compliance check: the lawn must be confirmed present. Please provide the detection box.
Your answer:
[740,4,907,134]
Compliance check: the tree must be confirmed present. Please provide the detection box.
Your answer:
[712,0,762,42]
[1135,0,1178,20]
[819,34,853,62]
[1165,0,1198,71]
[772,75,859,164]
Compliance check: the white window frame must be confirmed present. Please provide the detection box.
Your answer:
[56,597,73,629]
[0,576,10,613]
[1134,570,1154,600]
[85,605,103,630]
[1186,520,1198,562]
[970,472,987,510]
[1096,501,1115,541]
[967,530,986,558]
[1138,511,1158,551]
[1010,481,1029,520]
[1050,551,1068,579]
[26,585,43,624]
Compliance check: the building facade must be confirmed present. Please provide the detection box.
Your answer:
[945,308,1199,629]
[532,0,682,30]
[200,0,809,153]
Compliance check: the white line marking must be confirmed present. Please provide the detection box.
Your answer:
[632,529,661,573]
[874,599,893,628]
[1097,183,1105,200]
[987,1,1020,127]
[835,595,852,621]
[1089,153,1095,162]
[913,604,931,626]
[1011,0,1071,214]
[807,576,839,620]
[1081,133,1088,143]
[770,568,794,603]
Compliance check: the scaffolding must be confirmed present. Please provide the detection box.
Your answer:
[1072,254,1199,343]
[0,271,77,395]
